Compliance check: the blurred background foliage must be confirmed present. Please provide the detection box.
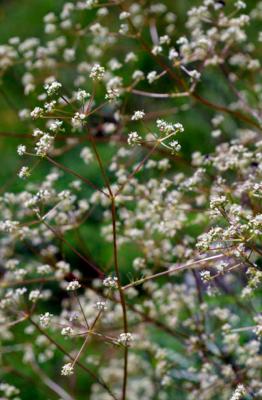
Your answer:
[0,0,261,399]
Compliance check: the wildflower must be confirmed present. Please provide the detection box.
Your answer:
[200,270,211,283]
[117,332,134,347]
[35,134,54,156]
[152,45,163,55]
[76,89,90,102]
[55,261,70,278]
[18,166,30,179]
[230,384,246,400]
[127,132,142,146]
[89,64,105,80]
[0,383,20,397]
[131,110,145,121]
[31,106,44,119]
[48,120,63,133]
[66,280,81,291]
[189,70,201,81]
[169,48,179,61]
[210,195,227,209]
[156,119,184,134]
[119,24,129,35]
[63,48,75,62]
[17,144,26,156]
[6,259,19,270]
[44,80,62,96]
[103,276,118,289]
[132,70,144,81]
[125,52,137,63]
[105,88,120,102]
[119,11,130,20]
[61,363,74,376]
[80,147,93,164]
[71,112,86,129]
[169,140,181,152]
[147,71,158,84]
[29,289,41,302]
[235,1,246,9]
[84,0,98,9]
[39,312,53,328]
[44,100,56,113]
[61,326,74,336]
[95,301,107,310]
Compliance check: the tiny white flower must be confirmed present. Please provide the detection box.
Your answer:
[235,1,246,9]
[48,120,63,132]
[119,11,130,20]
[29,289,41,302]
[18,166,30,179]
[76,89,90,102]
[39,312,53,328]
[131,110,145,121]
[61,363,74,376]
[127,131,142,146]
[117,332,134,347]
[103,276,118,289]
[61,326,74,336]
[66,280,81,291]
[80,147,93,164]
[89,64,105,80]
[105,88,120,102]
[63,48,75,62]
[31,107,44,119]
[17,145,26,156]
[147,71,158,84]
[95,301,107,310]
[44,81,62,96]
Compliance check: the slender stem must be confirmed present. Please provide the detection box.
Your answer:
[131,89,172,98]
[30,359,76,400]
[122,254,226,290]
[29,317,118,400]
[71,334,90,367]
[75,293,90,329]
[46,155,109,197]
[40,218,105,278]
[111,197,129,400]
[121,4,261,130]
[115,142,159,196]
[89,135,113,197]
[0,277,57,288]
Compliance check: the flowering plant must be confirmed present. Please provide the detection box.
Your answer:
[0,0,261,399]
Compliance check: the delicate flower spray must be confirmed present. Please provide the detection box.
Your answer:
[0,0,261,399]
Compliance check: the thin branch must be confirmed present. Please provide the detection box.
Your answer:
[111,197,129,400]
[122,254,227,290]
[115,142,159,196]
[40,218,105,278]
[30,359,76,400]
[29,317,118,400]
[46,155,109,198]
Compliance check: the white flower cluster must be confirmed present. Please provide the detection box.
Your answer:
[131,110,145,121]
[127,131,142,146]
[230,385,246,400]
[39,312,53,328]
[117,332,134,347]
[89,64,105,80]
[44,80,62,96]
[0,0,261,398]
[61,363,74,376]
[103,276,118,289]
[0,383,20,398]
[66,280,81,291]
[156,119,184,134]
